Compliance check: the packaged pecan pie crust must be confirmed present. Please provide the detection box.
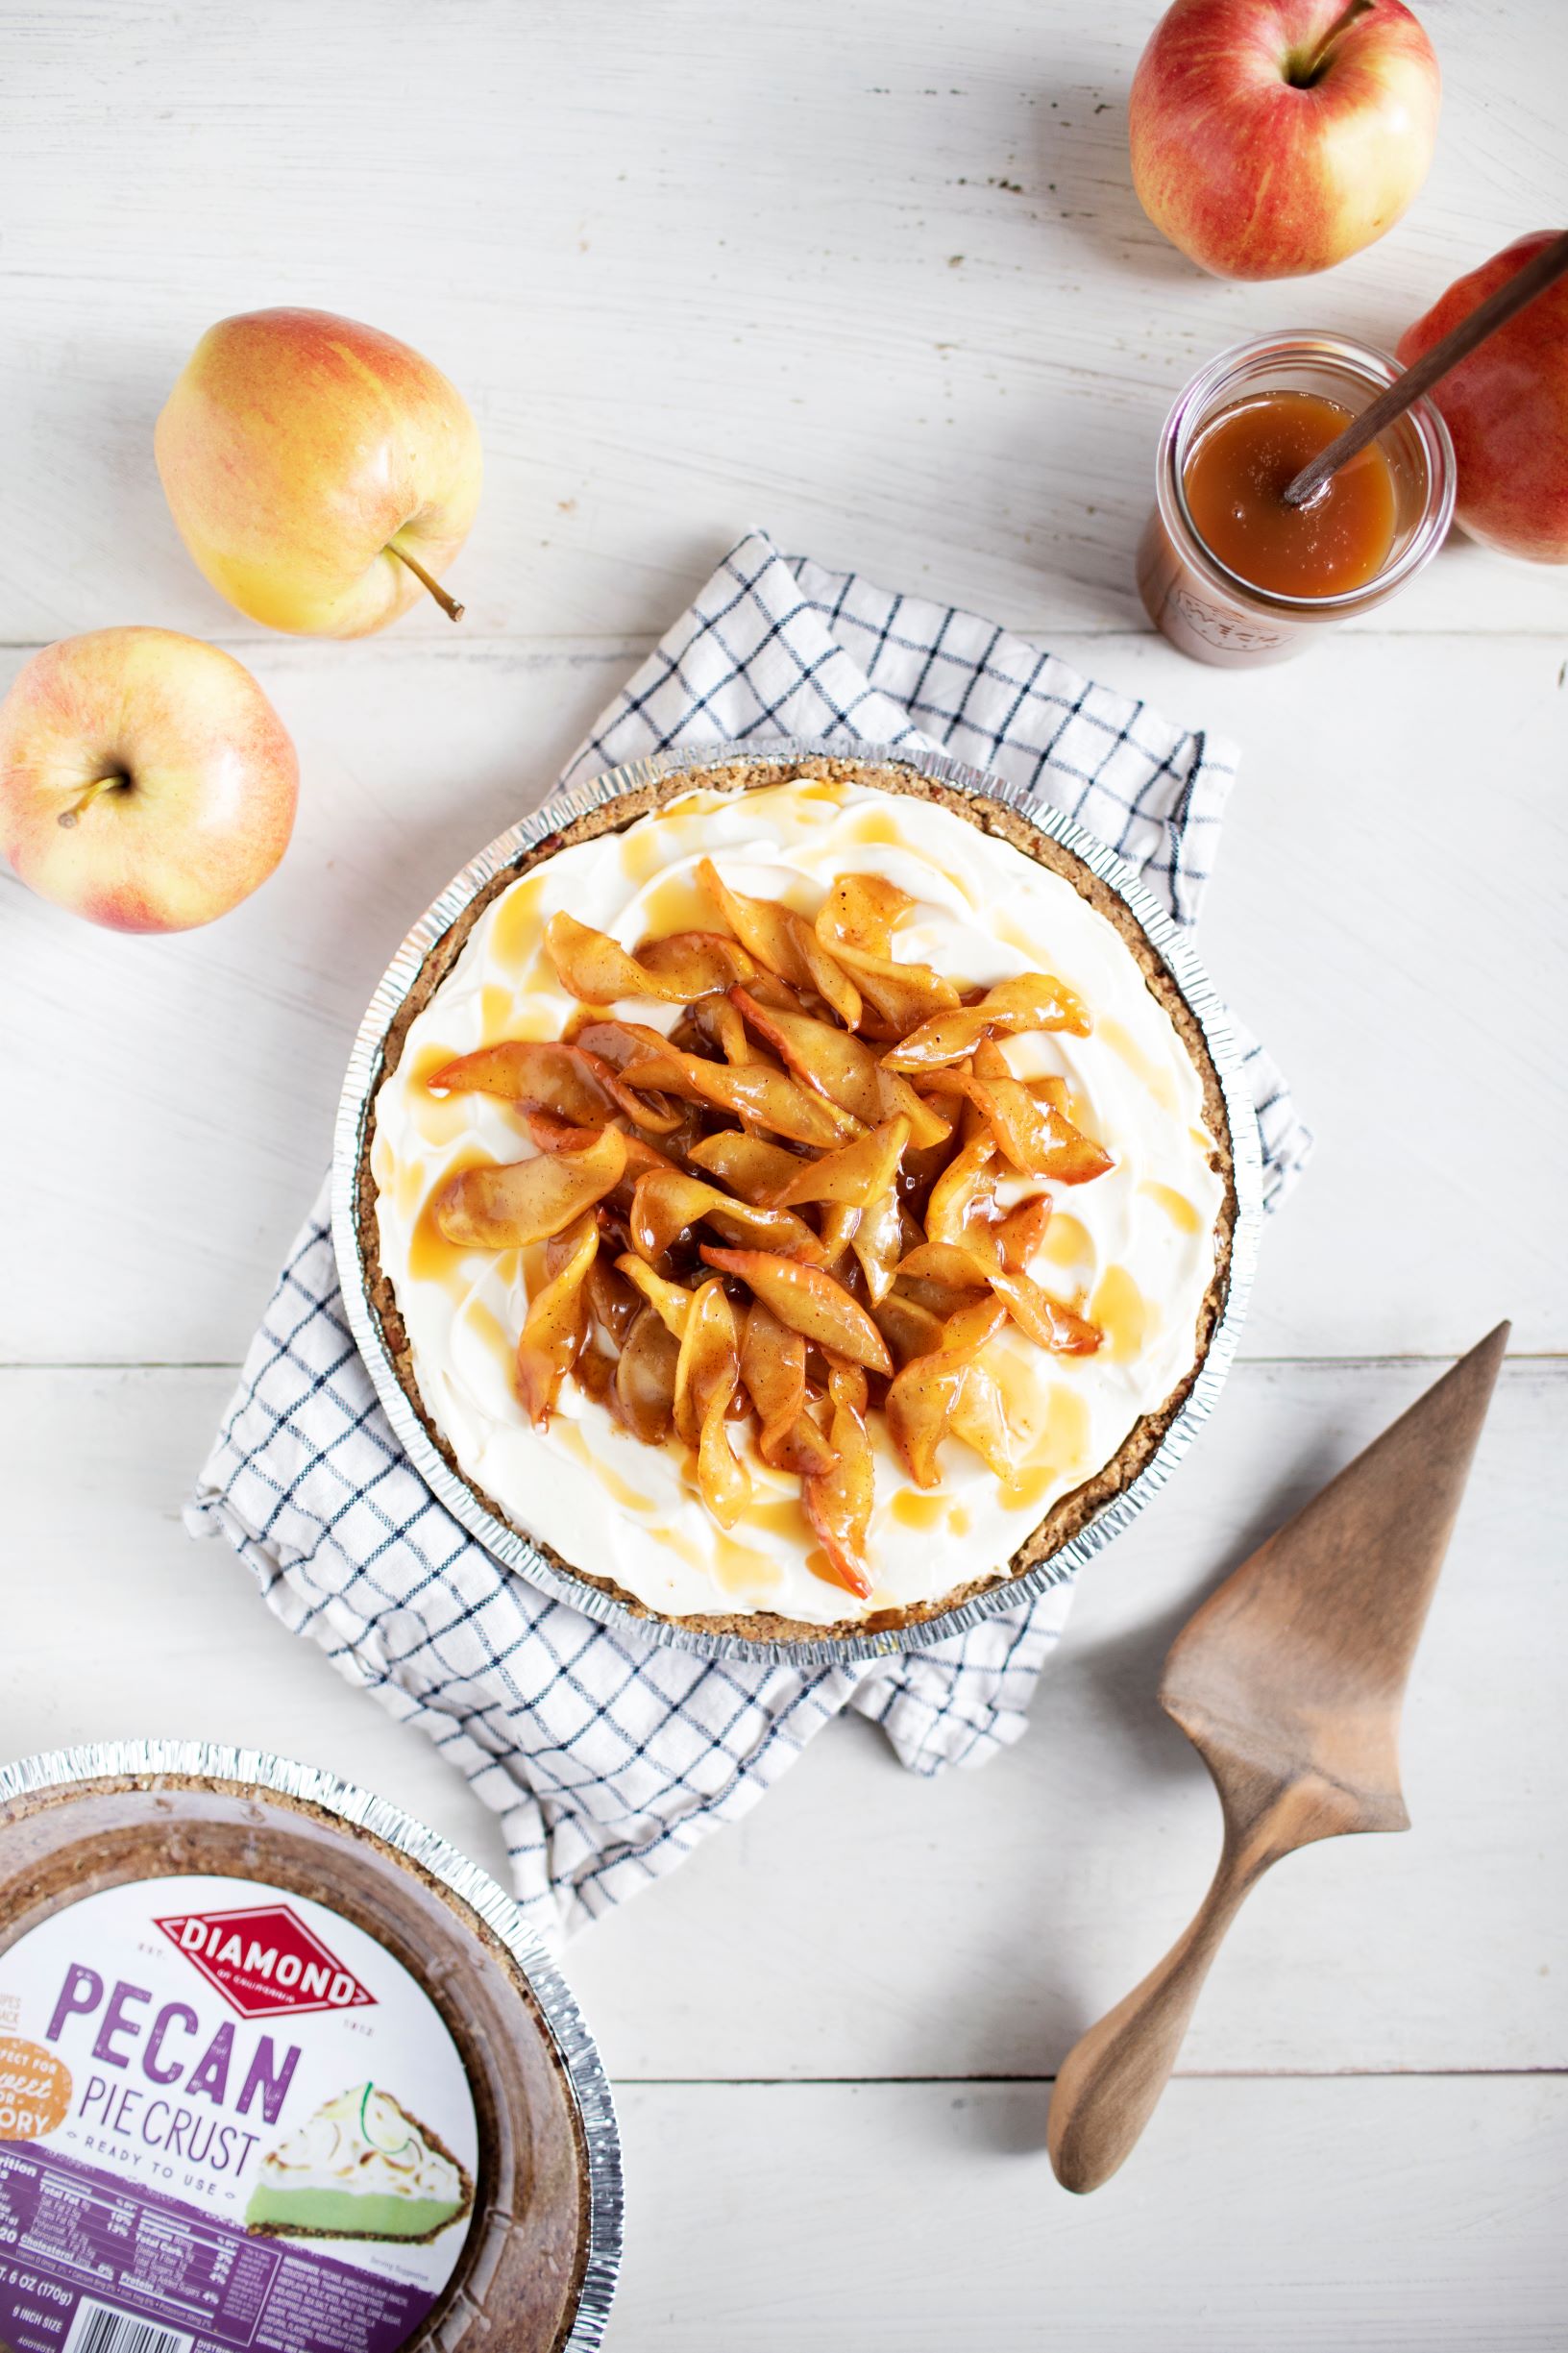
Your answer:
[345,750,1255,1649]
[0,1745,621,2353]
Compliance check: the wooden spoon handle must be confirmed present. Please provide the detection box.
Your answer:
[1047,1843,1259,2194]
[1283,230,1568,508]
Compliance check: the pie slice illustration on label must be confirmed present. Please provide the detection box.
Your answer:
[246,2081,476,2245]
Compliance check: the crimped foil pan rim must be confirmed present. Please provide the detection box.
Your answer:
[0,1738,623,2353]
[331,737,1264,1668]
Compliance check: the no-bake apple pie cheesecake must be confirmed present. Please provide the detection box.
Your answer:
[360,758,1236,1637]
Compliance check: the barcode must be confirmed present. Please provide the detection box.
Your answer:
[64,2301,194,2353]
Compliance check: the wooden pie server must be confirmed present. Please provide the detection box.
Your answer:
[1046,1322,1509,2195]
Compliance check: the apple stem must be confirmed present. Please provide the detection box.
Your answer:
[389,539,465,623]
[1294,0,1374,85]
[56,774,127,830]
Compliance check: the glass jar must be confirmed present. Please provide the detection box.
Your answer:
[1138,331,1456,667]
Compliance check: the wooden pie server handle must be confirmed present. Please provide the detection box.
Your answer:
[1047,1844,1258,2194]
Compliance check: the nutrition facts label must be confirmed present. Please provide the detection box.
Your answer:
[0,2147,436,2353]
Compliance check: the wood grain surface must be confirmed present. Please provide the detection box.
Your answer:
[2,1,1565,2344]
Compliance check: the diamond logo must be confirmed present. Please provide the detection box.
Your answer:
[154,1902,377,2020]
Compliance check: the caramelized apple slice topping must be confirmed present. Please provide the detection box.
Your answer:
[729,988,883,1122]
[872,1291,946,1368]
[698,857,862,1028]
[434,1126,627,1248]
[698,1246,894,1376]
[886,1297,1011,1487]
[428,1040,625,1126]
[635,930,760,996]
[766,1116,909,1210]
[802,1362,876,1599]
[882,972,1091,1069]
[674,1279,749,1527]
[739,1298,808,1466]
[587,1244,644,1347]
[812,872,960,1034]
[995,1193,1053,1272]
[522,1107,675,1183]
[923,1065,1113,1185]
[629,1169,826,1268]
[614,1306,681,1443]
[819,873,916,956]
[615,1252,697,1338]
[514,1213,600,1426]
[547,910,757,1004]
[850,1184,906,1306]
[618,1042,863,1150]
[729,987,951,1151]
[980,1261,1103,1356]
[686,1131,806,1206]
[413,825,1147,1586]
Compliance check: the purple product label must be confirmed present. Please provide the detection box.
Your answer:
[0,2143,433,2351]
[0,1876,479,2353]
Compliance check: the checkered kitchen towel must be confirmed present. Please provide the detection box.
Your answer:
[187,528,1311,1943]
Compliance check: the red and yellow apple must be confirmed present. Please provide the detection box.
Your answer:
[156,308,482,637]
[1129,0,1440,280]
[1397,233,1568,564]
[0,628,298,932]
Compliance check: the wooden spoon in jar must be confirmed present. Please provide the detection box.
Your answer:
[1283,233,1568,509]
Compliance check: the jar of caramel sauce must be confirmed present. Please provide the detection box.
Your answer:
[1139,333,1456,667]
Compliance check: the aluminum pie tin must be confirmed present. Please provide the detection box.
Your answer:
[0,1740,622,2353]
[332,737,1264,1667]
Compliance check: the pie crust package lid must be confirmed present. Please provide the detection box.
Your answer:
[0,1743,621,2353]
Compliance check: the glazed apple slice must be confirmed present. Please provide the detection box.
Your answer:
[568,1020,687,1135]
[924,1066,1113,1185]
[686,1131,806,1207]
[850,1184,906,1305]
[812,872,959,1033]
[729,988,950,1148]
[886,1297,1010,1487]
[635,929,760,996]
[766,1116,909,1211]
[698,857,862,1028]
[980,1259,1103,1356]
[674,1279,749,1527]
[630,1169,826,1268]
[882,972,1092,1070]
[681,993,753,1066]
[614,1306,681,1443]
[895,1238,1001,1295]
[698,1246,894,1376]
[521,1108,675,1182]
[618,1041,862,1150]
[872,1291,946,1367]
[729,988,883,1121]
[587,1246,644,1347]
[923,1132,1001,1251]
[615,1252,698,1338]
[433,1126,627,1248]
[816,872,916,955]
[802,1361,876,1600]
[547,911,756,1003]
[738,1298,808,1465]
[427,1040,621,1126]
[515,1213,599,1425]
[946,1359,1015,1479]
[995,1193,1054,1272]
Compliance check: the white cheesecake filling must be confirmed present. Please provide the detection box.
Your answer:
[371,778,1226,1625]
[261,2084,462,2204]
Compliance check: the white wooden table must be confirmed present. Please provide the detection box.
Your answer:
[4,4,1566,2343]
